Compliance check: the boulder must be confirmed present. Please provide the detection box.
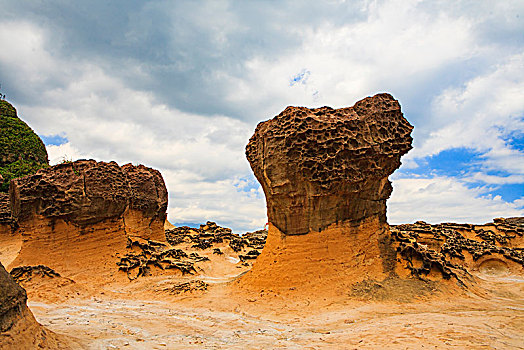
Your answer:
[246,93,413,235]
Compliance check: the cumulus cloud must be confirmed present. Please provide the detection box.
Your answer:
[1,1,523,230]
[389,176,523,224]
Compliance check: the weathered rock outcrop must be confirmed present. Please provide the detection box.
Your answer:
[239,94,415,294]
[9,159,167,237]
[121,163,169,239]
[6,159,167,282]
[390,218,524,283]
[246,93,413,235]
[0,262,27,332]
[0,100,48,192]
[0,262,67,348]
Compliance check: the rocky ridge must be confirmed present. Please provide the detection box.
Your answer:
[390,217,524,284]
[117,222,268,280]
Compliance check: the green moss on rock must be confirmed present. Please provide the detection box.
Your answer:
[0,100,49,192]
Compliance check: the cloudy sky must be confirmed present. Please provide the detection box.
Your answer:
[0,0,522,232]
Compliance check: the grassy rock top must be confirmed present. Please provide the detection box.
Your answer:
[0,100,49,192]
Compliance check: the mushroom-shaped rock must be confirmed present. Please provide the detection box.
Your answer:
[239,94,413,294]
[246,93,413,235]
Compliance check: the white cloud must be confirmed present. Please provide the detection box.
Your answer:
[407,53,524,167]
[217,0,477,121]
[34,69,265,232]
[46,142,91,164]
[0,22,265,233]
[2,1,523,231]
[389,176,524,224]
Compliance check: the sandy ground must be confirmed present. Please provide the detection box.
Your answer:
[3,222,524,349]
[20,268,524,350]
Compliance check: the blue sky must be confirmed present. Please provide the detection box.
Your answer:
[0,0,522,231]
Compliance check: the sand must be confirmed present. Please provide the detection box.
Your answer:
[23,272,524,349]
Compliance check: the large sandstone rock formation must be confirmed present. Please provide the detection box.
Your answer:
[246,93,413,235]
[4,159,168,282]
[239,93,415,293]
[0,100,49,192]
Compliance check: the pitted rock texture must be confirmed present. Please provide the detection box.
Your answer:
[0,192,12,224]
[121,164,168,239]
[9,159,167,230]
[390,217,524,284]
[5,159,168,282]
[246,93,413,235]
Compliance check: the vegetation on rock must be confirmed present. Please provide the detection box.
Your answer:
[0,100,49,192]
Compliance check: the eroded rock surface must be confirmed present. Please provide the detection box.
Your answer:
[0,262,27,332]
[390,217,524,284]
[240,94,414,294]
[0,262,68,348]
[5,159,168,281]
[0,192,13,235]
[165,221,267,254]
[9,159,167,235]
[246,93,413,235]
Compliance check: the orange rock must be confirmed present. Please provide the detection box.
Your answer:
[5,159,168,282]
[241,93,413,294]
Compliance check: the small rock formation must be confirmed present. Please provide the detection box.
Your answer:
[6,159,168,282]
[165,221,267,254]
[0,100,49,192]
[240,94,416,294]
[0,262,65,349]
[390,218,524,283]
[246,93,413,235]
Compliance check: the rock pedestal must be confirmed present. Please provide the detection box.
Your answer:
[240,94,413,292]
